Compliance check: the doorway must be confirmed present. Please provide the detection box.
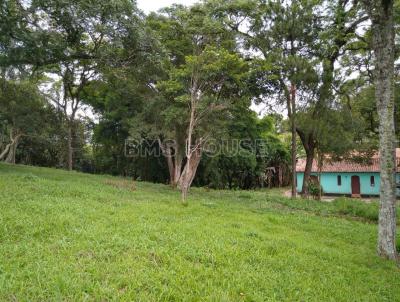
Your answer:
[351,175,361,197]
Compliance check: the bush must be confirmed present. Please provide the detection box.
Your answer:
[308,182,323,200]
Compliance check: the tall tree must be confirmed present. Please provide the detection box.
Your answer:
[210,0,368,196]
[143,5,248,200]
[40,0,140,170]
[159,45,248,201]
[362,0,397,260]
[1,0,142,171]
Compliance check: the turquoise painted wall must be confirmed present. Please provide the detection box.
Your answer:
[296,172,400,196]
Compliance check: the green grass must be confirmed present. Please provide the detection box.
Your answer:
[0,163,399,301]
[258,192,398,224]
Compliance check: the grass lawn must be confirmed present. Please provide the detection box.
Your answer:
[0,163,399,301]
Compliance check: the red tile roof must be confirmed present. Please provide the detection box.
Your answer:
[296,149,400,173]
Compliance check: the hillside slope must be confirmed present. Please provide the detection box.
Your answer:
[0,163,399,301]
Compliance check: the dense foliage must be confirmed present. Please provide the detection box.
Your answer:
[0,0,397,195]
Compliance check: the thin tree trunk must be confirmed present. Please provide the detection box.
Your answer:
[67,123,73,171]
[158,139,175,186]
[179,81,199,202]
[0,128,14,161]
[5,135,18,164]
[0,142,12,160]
[1,129,21,164]
[290,84,297,198]
[317,151,324,201]
[301,147,315,198]
[284,80,298,198]
[368,0,397,260]
[173,156,183,188]
[5,135,19,164]
[278,165,283,187]
[5,146,14,163]
[166,154,175,185]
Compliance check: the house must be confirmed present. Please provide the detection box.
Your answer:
[296,149,400,197]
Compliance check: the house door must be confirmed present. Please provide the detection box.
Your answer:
[351,176,361,197]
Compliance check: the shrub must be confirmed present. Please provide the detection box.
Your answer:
[308,182,323,200]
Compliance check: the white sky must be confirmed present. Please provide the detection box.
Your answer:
[137,0,199,13]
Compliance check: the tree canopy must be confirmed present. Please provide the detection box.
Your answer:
[0,0,397,205]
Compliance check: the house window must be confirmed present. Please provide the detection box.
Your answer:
[337,175,342,186]
[370,176,375,187]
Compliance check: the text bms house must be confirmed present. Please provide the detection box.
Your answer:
[296,149,400,197]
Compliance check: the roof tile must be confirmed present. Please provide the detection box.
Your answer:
[296,149,400,173]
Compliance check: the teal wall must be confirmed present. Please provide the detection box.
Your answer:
[296,172,400,196]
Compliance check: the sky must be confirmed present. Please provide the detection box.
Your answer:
[137,0,199,13]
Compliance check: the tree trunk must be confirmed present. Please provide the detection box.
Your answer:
[166,154,175,185]
[67,123,73,171]
[179,149,202,202]
[369,0,397,260]
[173,156,183,188]
[165,153,183,188]
[179,83,200,202]
[0,142,12,161]
[297,128,316,198]
[317,151,324,201]
[284,80,298,198]
[290,84,297,198]
[158,138,183,188]
[301,145,315,198]
[5,135,19,164]
[278,165,283,187]
[1,129,21,164]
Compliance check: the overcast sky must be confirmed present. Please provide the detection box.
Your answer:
[137,0,199,13]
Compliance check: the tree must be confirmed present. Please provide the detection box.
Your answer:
[142,5,249,200]
[143,5,215,189]
[82,64,167,180]
[210,0,369,197]
[159,45,248,201]
[0,79,49,163]
[1,0,142,171]
[303,106,360,199]
[362,0,398,260]
[210,0,319,198]
[350,84,400,150]
[39,0,140,170]
[195,102,289,190]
